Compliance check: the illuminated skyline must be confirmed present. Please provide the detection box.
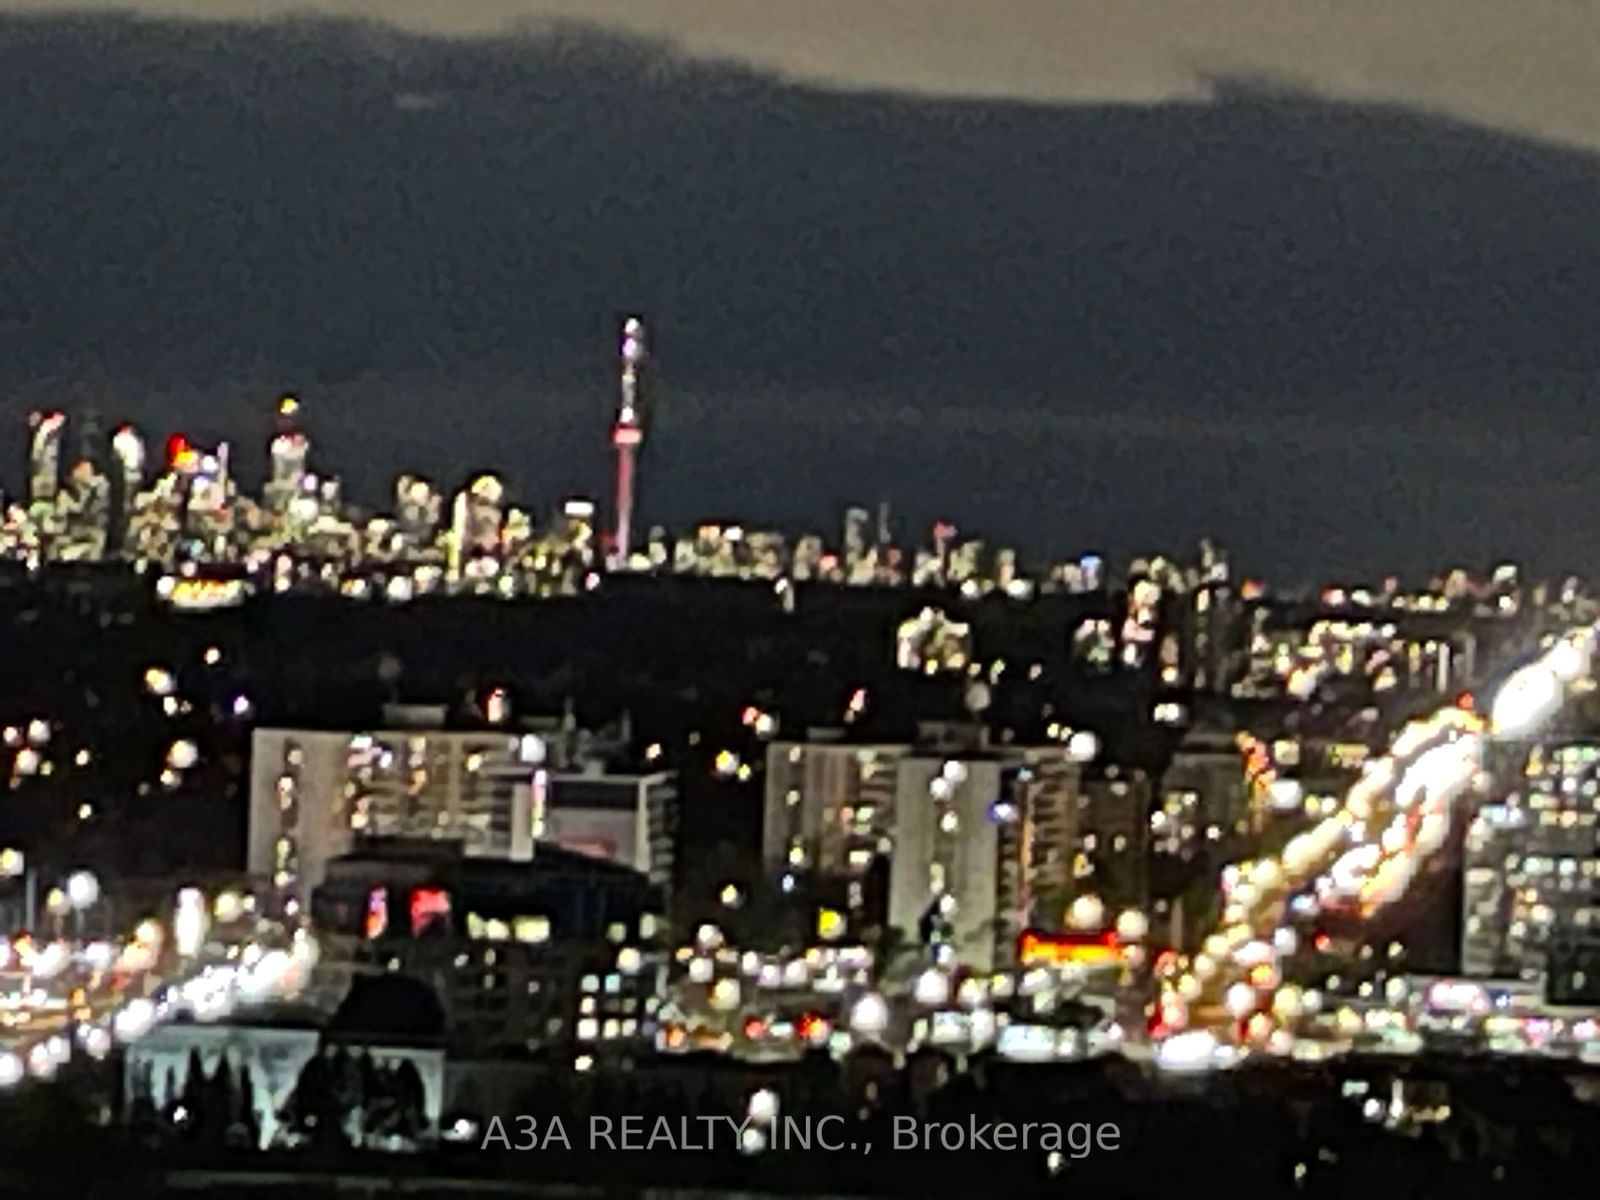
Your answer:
[2,12,1598,582]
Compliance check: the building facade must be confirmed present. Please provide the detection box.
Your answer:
[250,706,675,903]
[764,728,1147,972]
[1463,740,1600,992]
[311,841,666,1060]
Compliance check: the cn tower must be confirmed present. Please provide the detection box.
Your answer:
[610,317,647,567]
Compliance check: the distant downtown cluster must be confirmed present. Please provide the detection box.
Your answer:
[479,1114,1122,1156]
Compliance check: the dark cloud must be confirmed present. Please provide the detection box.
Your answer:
[0,13,1595,580]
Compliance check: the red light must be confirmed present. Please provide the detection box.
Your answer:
[741,706,759,726]
[166,433,200,472]
[1314,932,1332,952]
[743,1017,767,1040]
[410,887,450,937]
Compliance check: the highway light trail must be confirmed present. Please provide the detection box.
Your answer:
[1155,624,1599,1072]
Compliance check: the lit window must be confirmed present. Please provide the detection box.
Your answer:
[410,888,451,937]
[514,916,550,944]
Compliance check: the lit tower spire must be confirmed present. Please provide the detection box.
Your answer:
[610,316,647,567]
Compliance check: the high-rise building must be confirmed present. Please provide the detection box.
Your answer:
[887,751,1013,969]
[393,475,437,535]
[266,432,309,515]
[1463,740,1600,992]
[763,737,906,892]
[446,475,505,585]
[948,540,983,588]
[250,707,676,906]
[764,727,1140,972]
[311,838,666,1058]
[791,534,824,581]
[536,766,678,894]
[109,423,146,555]
[27,411,65,506]
[57,459,110,560]
[1076,768,1151,926]
[842,507,872,584]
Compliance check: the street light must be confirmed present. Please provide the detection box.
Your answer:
[1068,894,1105,931]
[850,992,889,1036]
[63,870,100,939]
[66,871,99,911]
[1115,909,1149,942]
[174,888,208,957]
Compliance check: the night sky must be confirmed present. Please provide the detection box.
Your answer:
[1,5,1598,581]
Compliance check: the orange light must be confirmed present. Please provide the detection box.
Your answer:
[166,433,197,471]
[365,887,388,940]
[1019,929,1121,966]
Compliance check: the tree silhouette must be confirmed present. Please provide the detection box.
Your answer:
[235,1062,262,1149]
[278,1045,348,1150]
[127,1060,160,1144]
[159,1065,179,1118]
[393,1058,427,1143]
[201,1051,237,1147]
[162,1051,208,1138]
[359,1055,395,1146]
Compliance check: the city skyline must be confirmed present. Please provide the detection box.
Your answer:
[2,6,1598,1191]
[9,397,1579,610]
[2,16,1599,579]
